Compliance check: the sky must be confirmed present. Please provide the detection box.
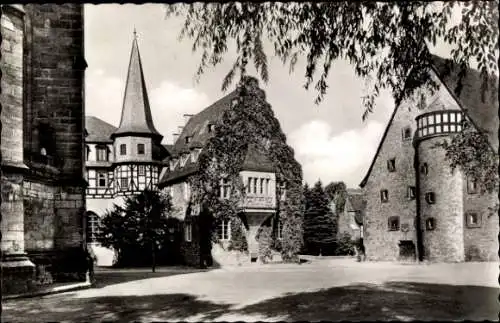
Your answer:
[84,4,455,188]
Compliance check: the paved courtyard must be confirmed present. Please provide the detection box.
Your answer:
[2,259,499,322]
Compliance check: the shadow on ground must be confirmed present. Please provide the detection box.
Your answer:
[92,267,209,289]
[2,281,498,321]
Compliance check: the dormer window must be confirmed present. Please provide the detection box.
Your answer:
[96,145,108,161]
[207,123,215,133]
[185,136,192,144]
[170,158,179,171]
[191,148,201,163]
[180,153,189,167]
[387,159,396,172]
[120,144,126,155]
[402,127,412,141]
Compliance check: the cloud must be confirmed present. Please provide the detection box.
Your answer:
[85,68,124,126]
[289,120,385,188]
[149,81,211,144]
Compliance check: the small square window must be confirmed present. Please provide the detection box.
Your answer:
[402,127,412,140]
[420,163,428,175]
[387,159,396,172]
[185,136,192,144]
[380,190,389,203]
[138,165,145,176]
[425,218,436,231]
[388,216,400,231]
[467,177,478,194]
[408,186,416,200]
[465,212,481,228]
[208,124,215,133]
[137,144,145,155]
[98,172,107,187]
[120,144,126,155]
[425,192,435,204]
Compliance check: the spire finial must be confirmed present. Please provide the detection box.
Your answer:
[133,27,137,39]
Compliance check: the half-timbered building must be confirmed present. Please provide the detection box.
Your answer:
[85,32,168,265]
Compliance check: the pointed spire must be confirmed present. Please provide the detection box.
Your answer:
[111,30,162,140]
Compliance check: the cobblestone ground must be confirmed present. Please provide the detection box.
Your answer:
[2,259,498,322]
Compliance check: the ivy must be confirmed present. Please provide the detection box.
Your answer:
[189,76,304,263]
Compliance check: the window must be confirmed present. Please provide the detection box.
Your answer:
[137,143,145,155]
[120,144,126,155]
[86,212,101,243]
[425,218,436,231]
[184,182,191,200]
[98,172,107,187]
[253,178,258,194]
[465,212,481,228]
[265,179,270,195]
[247,177,252,193]
[467,177,478,194]
[180,153,189,167]
[217,219,231,240]
[387,158,396,172]
[184,223,192,242]
[138,165,145,176]
[425,192,435,204]
[260,178,265,194]
[207,123,215,133]
[120,177,128,190]
[402,127,412,140]
[96,146,108,161]
[407,186,416,200]
[277,220,283,240]
[220,178,231,199]
[388,216,400,231]
[185,136,192,144]
[380,189,389,203]
[85,145,90,161]
[420,163,428,175]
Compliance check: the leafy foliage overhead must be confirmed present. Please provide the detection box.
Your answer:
[165,2,499,119]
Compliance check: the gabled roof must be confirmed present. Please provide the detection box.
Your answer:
[112,33,162,140]
[85,116,117,143]
[159,90,275,185]
[359,55,499,188]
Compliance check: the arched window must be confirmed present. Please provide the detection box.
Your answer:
[86,212,101,243]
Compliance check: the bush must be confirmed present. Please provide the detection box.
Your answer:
[228,216,248,253]
[334,233,355,256]
[257,226,273,263]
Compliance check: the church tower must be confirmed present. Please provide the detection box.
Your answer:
[110,30,166,197]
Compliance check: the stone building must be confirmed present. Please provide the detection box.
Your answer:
[157,91,288,267]
[334,189,365,241]
[360,56,498,262]
[84,32,169,266]
[1,4,87,294]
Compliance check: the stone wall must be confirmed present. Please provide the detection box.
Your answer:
[462,178,499,261]
[418,138,465,262]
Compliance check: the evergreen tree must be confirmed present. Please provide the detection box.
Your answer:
[303,180,336,255]
[99,190,173,271]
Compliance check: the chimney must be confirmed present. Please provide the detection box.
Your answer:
[183,113,194,125]
[173,133,179,143]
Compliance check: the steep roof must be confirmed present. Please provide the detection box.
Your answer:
[359,55,499,188]
[85,116,117,143]
[159,90,275,185]
[112,33,162,140]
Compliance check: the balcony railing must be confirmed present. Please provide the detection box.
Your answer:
[240,195,276,209]
[415,110,464,139]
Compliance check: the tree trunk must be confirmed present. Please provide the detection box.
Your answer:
[151,240,156,273]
